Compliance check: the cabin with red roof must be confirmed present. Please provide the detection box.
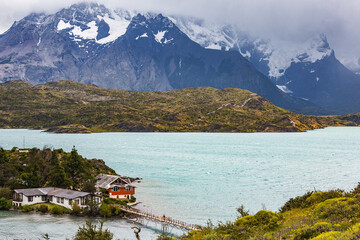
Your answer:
[95,174,136,199]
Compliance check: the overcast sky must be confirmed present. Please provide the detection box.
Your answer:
[0,0,359,70]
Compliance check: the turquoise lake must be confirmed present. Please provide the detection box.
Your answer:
[0,127,360,239]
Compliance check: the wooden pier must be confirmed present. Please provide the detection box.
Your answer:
[120,206,201,232]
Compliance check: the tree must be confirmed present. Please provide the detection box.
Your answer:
[0,187,12,199]
[74,220,113,240]
[0,197,11,210]
[99,203,111,218]
[63,146,83,188]
[23,163,43,188]
[0,148,8,164]
[48,163,70,188]
[81,178,96,194]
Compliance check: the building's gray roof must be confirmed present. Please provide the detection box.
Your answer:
[95,174,131,189]
[48,188,90,199]
[14,188,54,196]
[14,188,90,199]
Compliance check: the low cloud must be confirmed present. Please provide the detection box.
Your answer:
[0,0,359,70]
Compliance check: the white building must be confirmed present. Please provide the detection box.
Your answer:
[12,187,102,209]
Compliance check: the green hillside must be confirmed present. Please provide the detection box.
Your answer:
[181,186,360,240]
[0,80,355,133]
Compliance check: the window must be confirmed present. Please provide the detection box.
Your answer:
[57,197,60,203]
[28,196,33,202]
[75,199,79,205]
[61,198,64,204]
[69,199,72,205]
[42,196,46,201]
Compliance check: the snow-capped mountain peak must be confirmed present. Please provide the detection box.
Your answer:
[55,3,135,45]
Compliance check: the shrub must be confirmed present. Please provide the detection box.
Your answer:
[38,204,48,213]
[235,210,282,231]
[312,197,360,222]
[305,190,344,206]
[293,222,338,240]
[50,205,64,214]
[109,205,123,216]
[130,195,136,203]
[236,204,250,218]
[21,205,32,212]
[74,220,113,240]
[0,187,12,199]
[99,203,111,218]
[312,223,360,240]
[157,232,176,240]
[72,203,81,215]
[279,191,313,212]
[0,197,12,210]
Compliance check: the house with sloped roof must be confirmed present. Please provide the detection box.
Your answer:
[12,187,102,209]
[95,174,136,200]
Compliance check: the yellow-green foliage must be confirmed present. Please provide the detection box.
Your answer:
[291,222,339,240]
[182,187,360,240]
[235,210,282,231]
[305,190,344,207]
[312,197,360,222]
[313,223,360,240]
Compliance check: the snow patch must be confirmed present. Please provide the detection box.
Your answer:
[205,43,222,50]
[96,14,131,44]
[276,85,293,94]
[135,33,148,40]
[241,50,251,58]
[163,38,173,44]
[172,16,236,51]
[268,35,332,78]
[71,21,98,40]
[154,30,167,44]
[57,10,132,45]
[57,20,72,31]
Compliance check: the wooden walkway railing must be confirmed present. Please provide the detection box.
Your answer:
[120,206,200,231]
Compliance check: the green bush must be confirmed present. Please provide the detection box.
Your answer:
[21,205,32,212]
[103,197,127,206]
[312,197,360,222]
[38,204,48,213]
[50,205,64,214]
[235,210,282,231]
[72,203,81,215]
[293,222,338,240]
[312,223,360,240]
[0,197,12,210]
[130,195,136,203]
[279,191,313,212]
[305,190,344,206]
[0,187,12,199]
[99,203,111,218]
[109,205,123,216]
[74,220,113,240]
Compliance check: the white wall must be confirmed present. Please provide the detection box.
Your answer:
[13,195,102,209]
